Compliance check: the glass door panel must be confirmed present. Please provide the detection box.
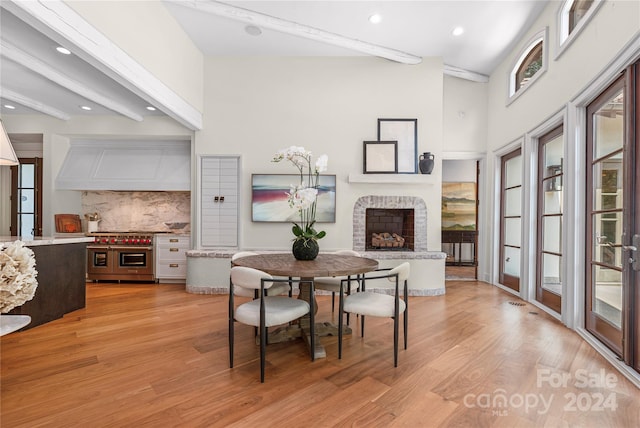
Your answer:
[542,253,562,294]
[504,218,521,246]
[542,216,562,253]
[536,125,564,313]
[499,148,522,292]
[586,77,624,355]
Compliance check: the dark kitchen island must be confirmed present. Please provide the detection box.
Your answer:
[1,235,93,330]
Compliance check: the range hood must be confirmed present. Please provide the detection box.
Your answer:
[55,139,190,191]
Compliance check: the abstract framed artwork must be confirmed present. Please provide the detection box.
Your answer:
[377,118,418,173]
[363,141,398,174]
[251,174,336,222]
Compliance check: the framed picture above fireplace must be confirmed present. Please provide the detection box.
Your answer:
[251,174,336,223]
[363,141,398,174]
[377,118,418,173]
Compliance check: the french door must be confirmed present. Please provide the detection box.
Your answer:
[536,125,564,313]
[499,148,522,292]
[586,62,639,371]
[10,157,43,238]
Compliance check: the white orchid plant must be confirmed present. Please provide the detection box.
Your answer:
[272,146,328,244]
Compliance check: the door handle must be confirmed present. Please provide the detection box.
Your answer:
[627,235,640,271]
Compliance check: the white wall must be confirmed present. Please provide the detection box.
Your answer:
[1,115,193,236]
[443,75,488,154]
[442,160,477,183]
[66,0,204,112]
[196,56,444,252]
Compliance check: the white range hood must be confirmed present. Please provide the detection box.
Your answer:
[55,139,190,191]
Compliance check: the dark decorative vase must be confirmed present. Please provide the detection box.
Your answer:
[418,152,435,174]
[292,239,319,261]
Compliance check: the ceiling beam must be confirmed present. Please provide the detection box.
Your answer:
[169,0,423,65]
[0,87,71,120]
[3,0,203,130]
[1,40,144,122]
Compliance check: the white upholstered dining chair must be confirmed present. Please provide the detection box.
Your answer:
[338,262,410,367]
[231,251,290,297]
[313,249,362,313]
[229,266,315,382]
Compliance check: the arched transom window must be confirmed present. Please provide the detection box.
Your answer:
[508,29,547,100]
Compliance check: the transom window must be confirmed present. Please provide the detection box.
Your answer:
[516,41,543,92]
[508,28,547,101]
[557,0,603,56]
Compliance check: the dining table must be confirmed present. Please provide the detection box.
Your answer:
[232,252,378,358]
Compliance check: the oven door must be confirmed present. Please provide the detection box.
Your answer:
[87,245,114,278]
[113,246,154,279]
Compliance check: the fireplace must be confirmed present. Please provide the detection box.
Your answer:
[366,208,414,251]
[353,196,427,253]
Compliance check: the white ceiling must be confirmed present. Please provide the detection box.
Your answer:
[0,0,548,125]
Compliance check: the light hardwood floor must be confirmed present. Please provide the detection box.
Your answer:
[2,280,639,427]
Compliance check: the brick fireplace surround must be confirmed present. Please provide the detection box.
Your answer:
[353,195,428,253]
[352,195,446,296]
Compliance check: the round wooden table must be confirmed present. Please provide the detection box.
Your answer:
[232,253,378,358]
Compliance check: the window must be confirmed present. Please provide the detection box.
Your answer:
[556,0,603,57]
[508,29,548,102]
[516,41,543,92]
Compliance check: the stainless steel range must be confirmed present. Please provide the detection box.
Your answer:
[87,232,156,282]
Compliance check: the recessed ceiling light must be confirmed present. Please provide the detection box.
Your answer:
[452,26,465,36]
[80,105,92,111]
[146,106,156,111]
[245,25,262,36]
[56,46,71,55]
[4,104,16,109]
[369,14,382,24]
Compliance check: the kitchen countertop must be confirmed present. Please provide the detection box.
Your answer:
[0,235,94,247]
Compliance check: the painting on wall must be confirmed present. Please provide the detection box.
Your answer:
[251,174,336,222]
[442,182,476,230]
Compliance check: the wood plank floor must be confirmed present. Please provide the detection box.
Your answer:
[2,280,639,427]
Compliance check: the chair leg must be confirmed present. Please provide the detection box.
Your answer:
[331,292,335,312]
[361,315,365,337]
[229,319,234,368]
[260,322,266,383]
[229,289,234,368]
[393,314,399,367]
[338,292,344,359]
[404,304,408,350]
[310,290,316,362]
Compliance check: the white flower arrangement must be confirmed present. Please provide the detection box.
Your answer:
[0,240,38,314]
[272,146,328,243]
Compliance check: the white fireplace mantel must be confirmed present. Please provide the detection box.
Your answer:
[348,174,436,184]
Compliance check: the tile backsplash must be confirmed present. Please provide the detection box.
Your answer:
[81,191,190,233]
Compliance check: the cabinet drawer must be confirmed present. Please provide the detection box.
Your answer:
[157,246,188,260]
[155,261,187,279]
[156,236,190,248]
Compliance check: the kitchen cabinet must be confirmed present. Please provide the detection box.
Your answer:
[199,156,239,247]
[155,234,190,282]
